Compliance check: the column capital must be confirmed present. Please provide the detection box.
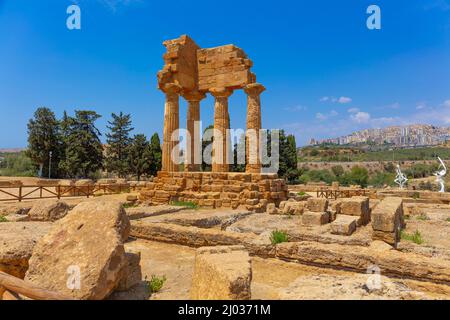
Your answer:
[183,91,207,102]
[244,83,265,96]
[210,87,233,98]
[162,83,182,94]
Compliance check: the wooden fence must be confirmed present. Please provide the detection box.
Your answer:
[0,184,133,202]
[316,188,368,200]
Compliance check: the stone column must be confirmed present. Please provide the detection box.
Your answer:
[244,83,265,173]
[183,91,206,172]
[210,87,233,172]
[161,83,181,172]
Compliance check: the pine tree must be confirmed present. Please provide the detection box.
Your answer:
[105,112,133,178]
[128,134,151,181]
[26,107,62,178]
[60,110,103,178]
[278,130,299,182]
[148,133,162,176]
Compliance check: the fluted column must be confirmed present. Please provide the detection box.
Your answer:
[161,83,181,172]
[244,83,265,173]
[210,87,233,172]
[183,91,206,172]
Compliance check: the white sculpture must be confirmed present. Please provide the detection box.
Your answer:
[434,157,447,193]
[394,164,408,189]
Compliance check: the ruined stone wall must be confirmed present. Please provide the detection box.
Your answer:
[139,172,288,211]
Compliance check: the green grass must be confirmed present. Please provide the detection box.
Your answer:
[146,275,167,294]
[270,230,289,244]
[171,200,199,209]
[401,230,424,245]
[122,202,138,209]
[416,214,429,221]
[0,215,8,223]
[297,191,306,196]
[412,192,420,200]
[447,218,450,222]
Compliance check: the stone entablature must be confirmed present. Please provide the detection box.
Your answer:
[157,35,264,173]
[139,171,288,211]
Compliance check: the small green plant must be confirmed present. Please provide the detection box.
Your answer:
[401,230,424,245]
[270,230,289,244]
[297,191,306,196]
[416,214,429,221]
[412,192,420,200]
[0,215,7,223]
[146,275,167,293]
[447,218,450,222]
[171,200,199,209]
[123,202,138,209]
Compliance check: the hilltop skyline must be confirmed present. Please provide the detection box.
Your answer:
[1,0,450,148]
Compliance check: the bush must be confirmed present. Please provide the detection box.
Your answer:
[401,230,424,245]
[146,275,167,293]
[340,166,369,187]
[270,230,289,244]
[369,172,395,187]
[0,215,8,223]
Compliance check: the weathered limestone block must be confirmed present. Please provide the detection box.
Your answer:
[306,198,328,212]
[340,196,370,226]
[371,197,404,247]
[25,199,130,300]
[28,200,70,222]
[266,203,278,214]
[302,211,330,226]
[190,246,252,300]
[282,201,306,215]
[115,250,142,292]
[330,215,357,236]
[0,222,52,278]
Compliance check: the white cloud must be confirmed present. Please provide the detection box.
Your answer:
[416,102,427,110]
[347,107,360,113]
[319,97,329,102]
[443,99,450,107]
[316,110,338,121]
[338,96,352,104]
[350,111,371,123]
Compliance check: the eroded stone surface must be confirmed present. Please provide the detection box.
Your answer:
[25,199,130,300]
[331,215,357,236]
[190,246,252,300]
[0,222,52,278]
[28,200,70,222]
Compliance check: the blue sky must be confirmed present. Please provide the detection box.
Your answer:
[0,0,449,148]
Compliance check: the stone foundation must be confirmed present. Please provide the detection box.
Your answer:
[139,171,288,211]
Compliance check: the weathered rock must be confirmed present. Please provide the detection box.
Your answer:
[371,197,404,247]
[0,222,52,278]
[266,203,278,214]
[330,215,357,236]
[340,196,370,226]
[190,246,252,300]
[28,200,70,222]
[302,211,329,226]
[24,199,131,300]
[126,195,138,202]
[115,249,142,292]
[306,198,328,212]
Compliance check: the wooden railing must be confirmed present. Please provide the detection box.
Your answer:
[0,271,73,300]
[316,188,368,200]
[0,183,133,202]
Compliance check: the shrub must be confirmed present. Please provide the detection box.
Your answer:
[401,230,424,245]
[0,215,7,223]
[297,191,306,196]
[171,200,198,209]
[146,275,167,293]
[123,202,138,209]
[270,230,289,244]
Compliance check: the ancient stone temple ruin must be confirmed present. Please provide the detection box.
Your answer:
[140,35,288,210]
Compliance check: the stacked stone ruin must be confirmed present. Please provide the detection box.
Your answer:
[139,35,288,208]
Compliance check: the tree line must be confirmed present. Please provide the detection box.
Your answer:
[26,107,161,180]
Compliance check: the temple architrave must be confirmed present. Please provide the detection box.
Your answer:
[140,35,287,210]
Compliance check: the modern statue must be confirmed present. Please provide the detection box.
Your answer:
[394,164,408,189]
[434,157,447,193]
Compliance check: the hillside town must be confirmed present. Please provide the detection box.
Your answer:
[310,125,450,147]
